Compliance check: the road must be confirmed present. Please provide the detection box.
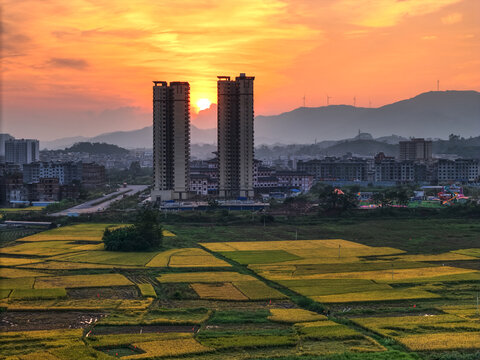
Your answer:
[50,185,148,217]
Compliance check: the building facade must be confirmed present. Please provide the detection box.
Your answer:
[217,73,255,199]
[399,138,432,161]
[5,139,40,166]
[297,158,369,182]
[151,81,191,202]
[81,163,106,189]
[23,162,82,185]
[437,159,479,182]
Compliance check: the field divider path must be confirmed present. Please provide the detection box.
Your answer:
[331,316,417,355]
[198,243,421,357]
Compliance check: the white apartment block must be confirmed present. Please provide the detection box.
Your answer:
[151,81,190,202]
[5,139,40,166]
[437,159,479,182]
[217,73,255,199]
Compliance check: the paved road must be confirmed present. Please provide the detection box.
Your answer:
[50,185,148,217]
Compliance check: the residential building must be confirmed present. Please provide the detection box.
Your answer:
[217,73,255,199]
[437,159,479,182]
[297,158,369,182]
[5,138,40,166]
[81,163,106,189]
[0,134,14,162]
[0,173,26,203]
[399,138,432,161]
[151,81,190,202]
[275,171,314,192]
[23,162,82,185]
[27,178,60,202]
[374,159,415,183]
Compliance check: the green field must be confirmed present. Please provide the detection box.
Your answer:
[0,219,479,359]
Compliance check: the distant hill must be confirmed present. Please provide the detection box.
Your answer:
[322,139,398,157]
[256,138,397,159]
[255,134,480,160]
[42,125,217,150]
[433,135,480,159]
[41,90,480,150]
[255,90,480,143]
[63,142,129,155]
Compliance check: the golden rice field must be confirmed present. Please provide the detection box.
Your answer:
[191,282,248,300]
[0,268,50,279]
[126,338,211,359]
[232,280,287,300]
[0,257,43,266]
[34,274,132,289]
[203,239,375,252]
[156,271,255,283]
[2,222,479,358]
[311,288,440,303]
[441,305,480,320]
[0,206,45,212]
[268,308,327,323]
[454,248,480,258]
[278,266,475,281]
[1,298,154,311]
[0,277,35,290]
[17,261,116,270]
[146,248,231,268]
[380,252,478,262]
[396,332,480,351]
[18,224,174,243]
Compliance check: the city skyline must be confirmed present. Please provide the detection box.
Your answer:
[2,0,480,140]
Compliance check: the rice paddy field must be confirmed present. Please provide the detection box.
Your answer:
[0,220,479,359]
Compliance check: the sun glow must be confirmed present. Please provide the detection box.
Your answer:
[196,98,211,111]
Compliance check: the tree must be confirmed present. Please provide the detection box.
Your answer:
[394,188,412,206]
[207,198,220,211]
[283,195,312,215]
[103,208,163,251]
[318,187,358,214]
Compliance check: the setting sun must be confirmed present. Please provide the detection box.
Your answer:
[196,98,211,111]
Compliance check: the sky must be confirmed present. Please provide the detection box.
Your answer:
[1,0,479,140]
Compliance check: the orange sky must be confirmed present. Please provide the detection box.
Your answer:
[1,0,479,139]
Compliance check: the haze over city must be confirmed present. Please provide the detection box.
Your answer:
[2,0,480,140]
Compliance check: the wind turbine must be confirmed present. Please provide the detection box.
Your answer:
[326,94,332,106]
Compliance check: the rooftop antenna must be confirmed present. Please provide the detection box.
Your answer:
[437,80,440,91]
[326,94,332,106]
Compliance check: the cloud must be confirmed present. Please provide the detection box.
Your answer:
[47,57,89,70]
[330,0,461,27]
[192,103,217,129]
[2,0,479,139]
[441,12,463,25]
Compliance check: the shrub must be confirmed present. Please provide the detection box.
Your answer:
[103,208,162,251]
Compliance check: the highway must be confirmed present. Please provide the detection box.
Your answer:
[50,185,148,217]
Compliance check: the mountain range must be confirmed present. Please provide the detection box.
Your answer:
[40,90,480,149]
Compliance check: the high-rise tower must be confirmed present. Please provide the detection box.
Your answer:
[151,81,190,202]
[217,73,255,199]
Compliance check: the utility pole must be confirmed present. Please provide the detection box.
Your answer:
[338,244,341,258]
[353,96,356,107]
[437,80,440,91]
[295,227,298,240]
[327,95,332,106]
[302,94,306,107]
[391,263,394,281]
